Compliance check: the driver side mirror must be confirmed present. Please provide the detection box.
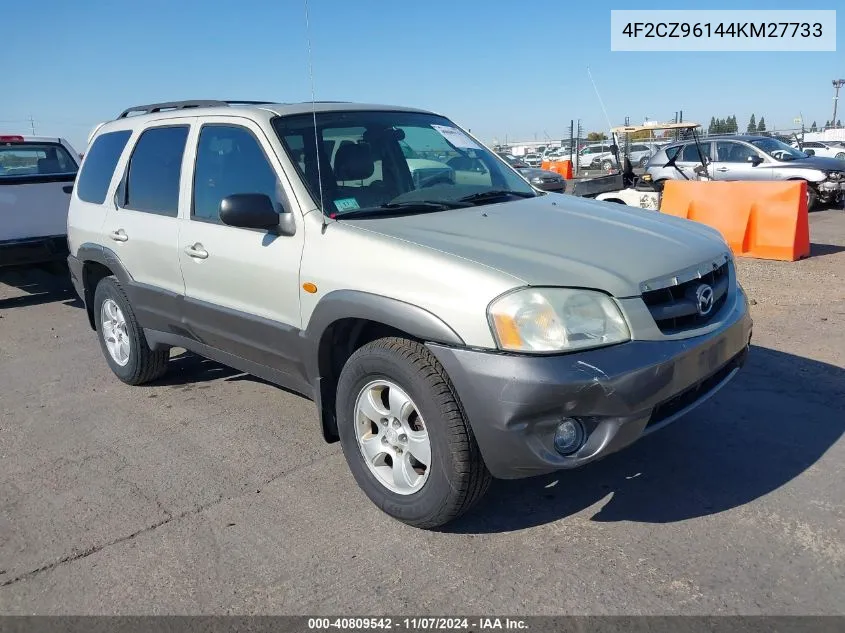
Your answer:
[219,193,296,236]
[747,155,764,166]
[805,149,815,156]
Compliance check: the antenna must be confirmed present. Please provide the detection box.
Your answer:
[586,66,613,131]
[303,0,326,229]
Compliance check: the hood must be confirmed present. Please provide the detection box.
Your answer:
[349,195,728,298]
[775,155,845,171]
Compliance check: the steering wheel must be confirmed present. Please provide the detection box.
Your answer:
[770,150,788,160]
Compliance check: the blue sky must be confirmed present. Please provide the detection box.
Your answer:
[2,0,841,150]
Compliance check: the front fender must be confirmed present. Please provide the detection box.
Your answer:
[300,289,464,382]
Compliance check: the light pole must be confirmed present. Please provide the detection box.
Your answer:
[833,79,845,128]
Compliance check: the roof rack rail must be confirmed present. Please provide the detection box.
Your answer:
[116,100,273,119]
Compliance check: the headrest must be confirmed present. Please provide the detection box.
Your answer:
[38,158,61,174]
[334,143,374,181]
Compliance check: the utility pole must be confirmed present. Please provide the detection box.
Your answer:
[833,80,845,129]
[28,115,35,135]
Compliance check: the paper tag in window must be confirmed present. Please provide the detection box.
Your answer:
[431,124,481,150]
[334,197,360,211]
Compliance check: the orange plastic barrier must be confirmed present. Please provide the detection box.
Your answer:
[551,160,573,179]
[541,160,553,171]
[660,180,810,261]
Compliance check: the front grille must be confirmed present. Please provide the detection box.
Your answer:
[646,347,747,430]
[642,262,730,334]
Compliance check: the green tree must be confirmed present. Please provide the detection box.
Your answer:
[838,119,843,128]
[586,132,607,141]
[708,117,716,134]
[747,114,757,133]
[810,121,817,132]
[757,117,767,132]
[824,120,831,129]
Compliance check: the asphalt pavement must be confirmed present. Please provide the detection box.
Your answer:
[0,209,843,615]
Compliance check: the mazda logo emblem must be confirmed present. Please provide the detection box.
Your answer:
[695,284,715,316]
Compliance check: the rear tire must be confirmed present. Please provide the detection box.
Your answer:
[93,276,168,385]
[336,337,491,529]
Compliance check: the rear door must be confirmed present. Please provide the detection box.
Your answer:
[0,139,78,241]
[674,141,712,179]
[104,121,191,329]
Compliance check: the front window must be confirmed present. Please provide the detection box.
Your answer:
[0,142,77,179]
[750,138,808,161]
[273,111,535,217]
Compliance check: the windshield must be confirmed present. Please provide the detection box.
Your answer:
[0,143,77,179]
[750,138,808,161]
[272,111,536,216]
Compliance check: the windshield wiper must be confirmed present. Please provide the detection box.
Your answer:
[332,200,468,219]
[458,190,536,204]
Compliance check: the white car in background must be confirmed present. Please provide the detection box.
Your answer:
[792,140,845,161]
[0,135,80,267]
[576,143,614,168]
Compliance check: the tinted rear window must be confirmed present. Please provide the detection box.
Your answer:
[122,126,189,217]
[77,131,132,203]
[0,143,77,179]
[681,143,710,162]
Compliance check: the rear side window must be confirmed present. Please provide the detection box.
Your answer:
[192,125,281,223]
[122,126,189,217]
[76,131,131,203]
[681,143,710,162]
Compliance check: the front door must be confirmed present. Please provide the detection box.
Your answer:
[177,118,307,386]
[711,141,771,181]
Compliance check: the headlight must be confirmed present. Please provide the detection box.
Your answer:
[530,176,544,184]
[488,288,630,353]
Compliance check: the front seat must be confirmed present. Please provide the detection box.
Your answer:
[333,143,380,208]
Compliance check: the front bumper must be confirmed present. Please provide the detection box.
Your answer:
[427,293,752,479]
[534,181,566,192]
[0,235,68,268]
[818,180,844,195]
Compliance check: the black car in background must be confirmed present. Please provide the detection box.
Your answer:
[498,153,566,192]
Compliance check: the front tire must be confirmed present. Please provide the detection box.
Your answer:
[93,276,168,385]
[336,337,491,529]
[805,184,818,212]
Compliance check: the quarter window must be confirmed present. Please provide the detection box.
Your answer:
[192,125,282,223]
[123,126,189,216]
[76,131,131,204]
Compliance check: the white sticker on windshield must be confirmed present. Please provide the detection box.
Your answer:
[431,124,481,150]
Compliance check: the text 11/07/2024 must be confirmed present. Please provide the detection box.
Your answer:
[610,9,836,52]
[307,618,528,631]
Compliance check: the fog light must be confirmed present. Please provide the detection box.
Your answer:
[554,418,585,455]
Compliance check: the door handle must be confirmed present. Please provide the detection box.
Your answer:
[109,229,128,242]
[184,243,208,260]
[716,167,729,172]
